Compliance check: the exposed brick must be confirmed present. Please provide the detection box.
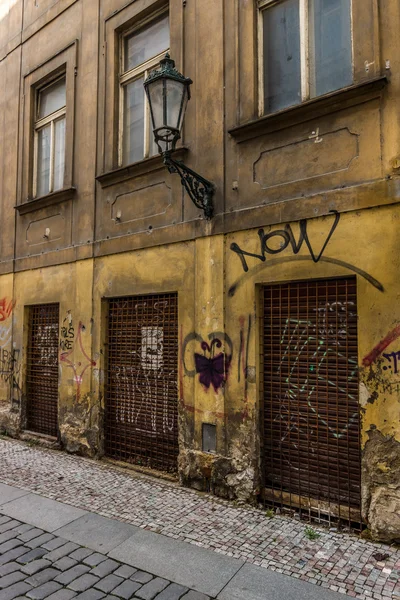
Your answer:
[135,578,169,600]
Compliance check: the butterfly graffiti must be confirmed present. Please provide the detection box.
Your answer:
[194,339,232,391]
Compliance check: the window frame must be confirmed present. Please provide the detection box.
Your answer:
[118,7,169,167]
[18,42,77,206]
[33,75,67,198]
[257,0,354,116]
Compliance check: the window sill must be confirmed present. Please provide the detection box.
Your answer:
[15,187,77,215]
[96,147,188,189]
[228,76,388,143]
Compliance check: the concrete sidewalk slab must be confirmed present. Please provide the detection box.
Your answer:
[0,493,87,532]
[217,563,353,600]
[109,528,244,597]
[0,483,30,505]
[55,513,139,553]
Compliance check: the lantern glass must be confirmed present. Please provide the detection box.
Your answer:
[166,78,186,131]
[147,79,164,133]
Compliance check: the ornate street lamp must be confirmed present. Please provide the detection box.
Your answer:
[144,54,214,220]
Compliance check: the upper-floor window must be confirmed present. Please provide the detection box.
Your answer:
[119,12,169,166]
[259,0,352,114]
[34,76,66,197]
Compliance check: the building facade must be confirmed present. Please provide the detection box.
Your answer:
[0,0,399,541]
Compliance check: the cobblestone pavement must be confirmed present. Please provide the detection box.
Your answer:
[0,513,209,600]
[0,438,399,600]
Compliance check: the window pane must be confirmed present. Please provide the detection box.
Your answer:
[124,14,169,72]
[263,0,301,113]
[38,78,66,119]
[124,77,145,164]
[53,117,66,191]
[36,124,51,197]
[309,0,352,97]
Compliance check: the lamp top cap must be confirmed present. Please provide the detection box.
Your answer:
[144,53,193,87]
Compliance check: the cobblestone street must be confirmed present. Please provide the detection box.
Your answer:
[0,513,208,600]
[0,438,399,600]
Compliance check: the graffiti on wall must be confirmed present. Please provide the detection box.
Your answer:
[229,212,384,296]
[362,324,400,392]
[0,298,15,322]
[362,324,400,367]
[60,316,96,401]
[182,332,232,392]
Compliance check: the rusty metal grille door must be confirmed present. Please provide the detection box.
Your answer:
[262,278,361,523]
[26,303,60,437]
[105,294,179,472]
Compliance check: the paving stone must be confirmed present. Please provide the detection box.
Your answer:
[135,579,169,600]
[90,561,119,578]
[94,575,124,594]
[0,521,21,535]
[18,531,45,544]
[52,558,77,572]
[130,573,152,585]
[41,540,66,552]
[54,565,91,586]
[81,555,107,568]
[0,563,22,577]
[0,539,24,554]
[11,524,34,536]
[0,582,33,600]
[0,517,11,526]
[17,549,48,565]
[26,582,62,600]
[26,535,54,550]
[68,550,92,563]
[0,571,26,589]
[68,574,100,592]
[110,580,142,600]
[74,591,105,600]
[180,592,210,600]
[46,590,77,600]
[0,547,30,566]
[153,584,188,600]
[44,544,79,563]
[113,566,136,580]
[21,560,52,576]
[25,569,60,587]
[0,531,20,545]
[101,596,119,600]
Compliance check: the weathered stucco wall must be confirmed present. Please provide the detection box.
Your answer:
[0,202,399,540]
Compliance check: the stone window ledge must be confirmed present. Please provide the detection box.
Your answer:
[15,187,77,215]
[97,147,188,189]
[229,76,388,143]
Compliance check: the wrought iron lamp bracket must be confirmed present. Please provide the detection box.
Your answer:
[163,151,214,220]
